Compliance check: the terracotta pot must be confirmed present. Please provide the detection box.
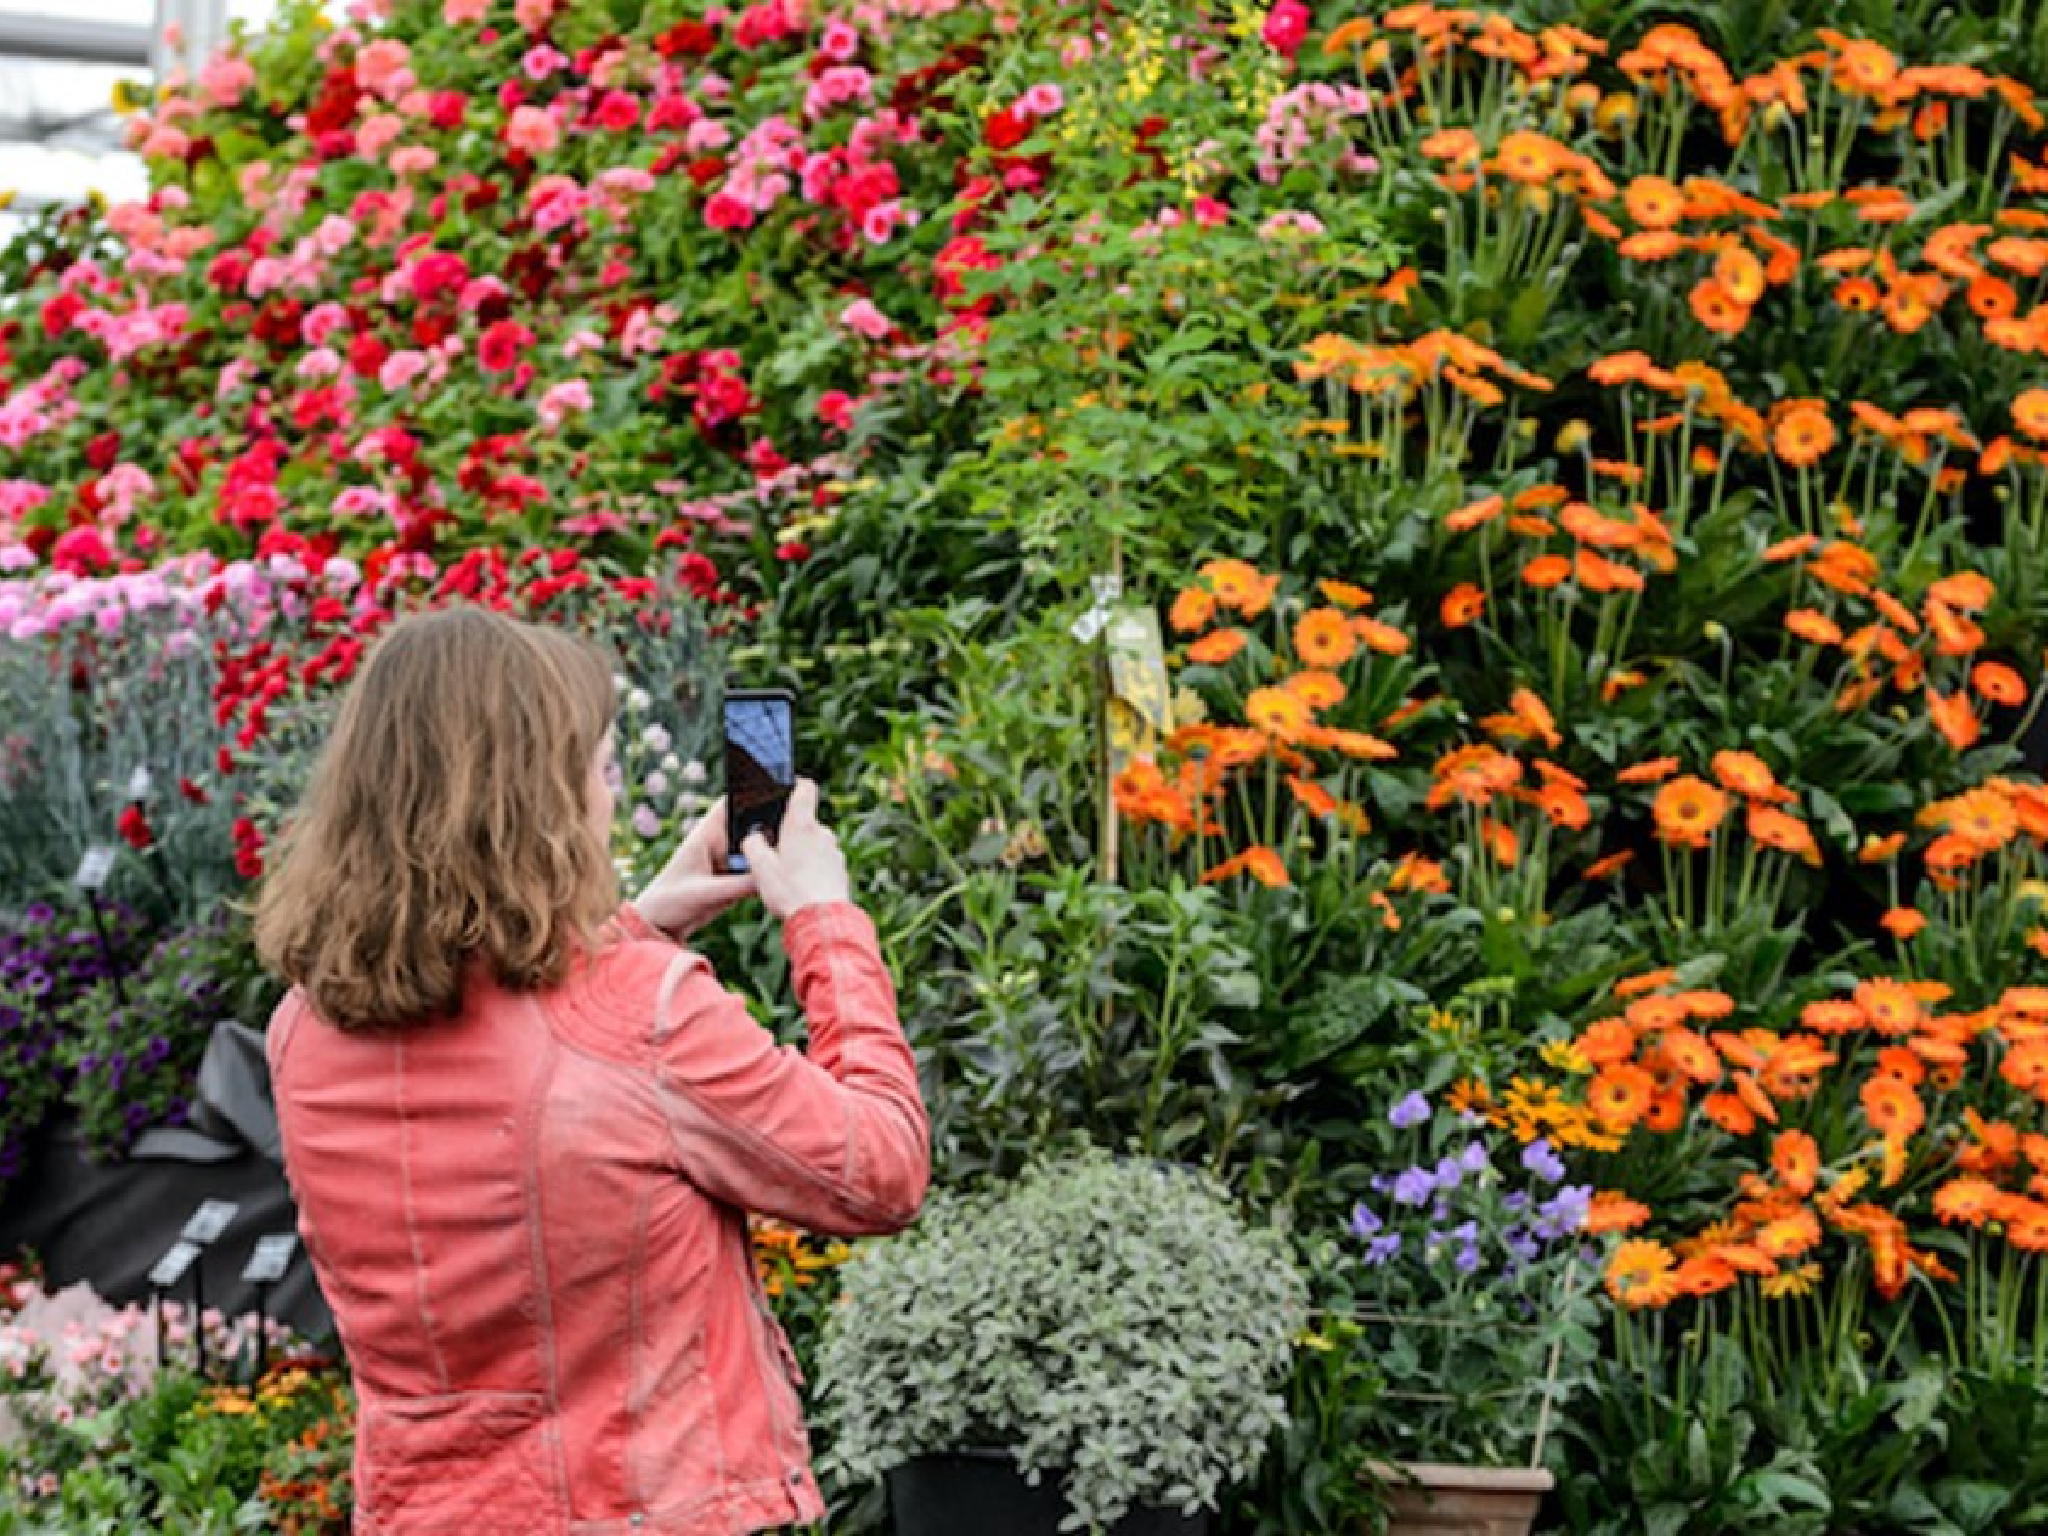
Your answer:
[1372,1461,1553,1536]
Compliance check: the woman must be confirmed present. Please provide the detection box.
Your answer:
[255,606,929,1534]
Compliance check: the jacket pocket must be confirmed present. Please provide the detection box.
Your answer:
[357,1391,564,1530]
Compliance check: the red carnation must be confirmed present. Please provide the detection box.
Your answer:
[654,18,718,56]
[40,292,84,339]
[1261,0,1311,59]
[117,805,155,852]
[983,107,1029,152]
[594,91,641,131]
[477,319,533,374]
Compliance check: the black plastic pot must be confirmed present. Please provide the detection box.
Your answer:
[886,1449,1210,1536]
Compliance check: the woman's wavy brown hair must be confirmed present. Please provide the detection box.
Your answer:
[255,606,618,1031]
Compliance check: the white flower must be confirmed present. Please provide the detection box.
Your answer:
[679,758,708,784]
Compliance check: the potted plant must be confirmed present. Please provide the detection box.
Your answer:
[1318,1088,1605,1536]
[814,1148,1308,1536]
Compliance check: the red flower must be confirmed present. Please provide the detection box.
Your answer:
[40,292,84,339]
[179,778,210,805]
[983,107,1030,152]
[655,18,719,55]
[117,805,155,852]
[593,91,641,131]
[1261,0,1311,59]
[410,252,470,306]
[477,319,533,374]
[50,528,113,574]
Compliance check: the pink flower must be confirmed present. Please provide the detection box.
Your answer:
[1193,195,1230,228]
[594,91,641,131]
[538,379,593,430]
[355,39,413,99]
[1258,210,1326,239]
[356,112,405,158]
[514,0,555,31]
[861,203,900,245]
[838,297,892,340]
[1262,0,1311,59]
[684,118,731,153]
[522,44,567,79]
[505,104,559,155]
[1021,83,1064,118]
[443,0,486,22]
[819,19,861,60]
[378,350,430,392]
[390,146,439,176]
[704,192,754,230]
[200,54,256,108]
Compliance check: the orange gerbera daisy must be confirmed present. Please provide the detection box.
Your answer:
[1972,660,2027,705]
[1440,582,1486,628]
[1835,277,1881,311]
[1246,686,1312,742]
[1702,1091,1756,1135]
[1661,1026,1722,1085]
[1617,756,1680,785]
[1584,848,1636,881]
[1748,805,1821,866]
[1606,1239,1681,1308]
[1773,1130,1820,1195]
[1855,978,1925,1035]
[2014,389,2048,441]
[1585,1191,1652,1235]
[1756,1207,1822,1259]
[1199,558,1263,607]
[1522,554,1572,588]
[1933,1175,2001,1227]
[1317,578,1373,609]
[1623,174,1685,229]
[1200,845,1290,888]
[1928,571,1995,611]
[1928,688,1981,751]
[1784,609,1843,645]
[1351,615,1412,656]
[1588,1063,1657,1128]
[1293,608,1357,669]
[1773,404,1836,467]
[1653,775,1731,848]
[1711,749,1791,803]
[1716,244,1767,306]
[1187,628,1248,666]
[1446,494,1506,532]
[1284,670,1347,710]
[1169,586,1217,633]
[1881,907,1929,941]
[1689,278,1749,335]
[1861,1074,1926,1139]
[1578,1017,1639,1066]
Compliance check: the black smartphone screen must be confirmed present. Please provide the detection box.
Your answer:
[723,689,796,873]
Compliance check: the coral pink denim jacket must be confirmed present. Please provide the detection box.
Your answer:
[267,902,930,1535]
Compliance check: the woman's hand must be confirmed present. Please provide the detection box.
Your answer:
[632,797,757,941]
[743,780,852,920]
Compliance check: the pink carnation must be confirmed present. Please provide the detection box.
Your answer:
[537,379,593,430]
[838,297,892,340]
[506,105,560,155]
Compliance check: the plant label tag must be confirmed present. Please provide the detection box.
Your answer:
[127,766,153,801]
[181,1199,240,1245]
[149,1241,201,1289]
[1104,606,1170,773]
[241,1234,297,1284]
[75,845,116,891]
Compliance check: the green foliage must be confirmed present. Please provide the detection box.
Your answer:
[816,1150,1307,1533]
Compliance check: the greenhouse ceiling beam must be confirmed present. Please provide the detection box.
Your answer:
[0,14,151,66]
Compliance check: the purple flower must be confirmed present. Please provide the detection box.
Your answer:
[1522,1138,1567,1185]
[1362,1232,1402,1267]
[1454,1240,1483,1275]
[1392,1167,1435,1206]
[1534,1185,1593,1241]
[1503,1225,1541,1264]
[1433,1155,1464,1192]
[1389,1090,1430,1129]
[1459,1141,1490,1175]
[1348,1203,1383,1239]
[1502,1191,1530,1214]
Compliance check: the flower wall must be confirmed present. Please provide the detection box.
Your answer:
[7,0,2048,1528]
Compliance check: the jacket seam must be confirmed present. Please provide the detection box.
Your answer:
[394,1038,451,1393]
[519,999,571,1504]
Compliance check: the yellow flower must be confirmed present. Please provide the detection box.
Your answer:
[1540,1038,1594,1075]
[1760,1263,1823,1301]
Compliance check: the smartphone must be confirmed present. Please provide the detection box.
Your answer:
[723,687,797,874]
